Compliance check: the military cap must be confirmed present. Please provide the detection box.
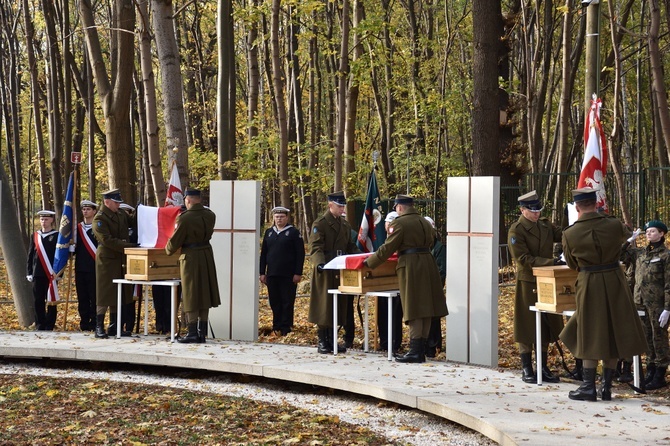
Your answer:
[80,199,98,208]
[272,206,290,214]
[518,190,543,211]
[184,188,201,197]
[394,194,414,206]
[571,187,597,202]
[119,203,135,212]
[385,211,399,223]
[36,210,56,218]
[424,216,436,229]
[645,220,668,234]
[102,188,123,203]
[327,191,346,206]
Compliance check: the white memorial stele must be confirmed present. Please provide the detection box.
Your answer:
[446,176,499,367]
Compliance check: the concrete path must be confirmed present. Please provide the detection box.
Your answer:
[0,330,668,445]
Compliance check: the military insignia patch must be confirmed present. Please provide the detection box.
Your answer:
[97,221,102,227]
[313,227,318,233]
[511,236,516,244]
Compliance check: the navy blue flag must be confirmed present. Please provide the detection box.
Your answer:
[357,170,387,252]
[53,171,75,276]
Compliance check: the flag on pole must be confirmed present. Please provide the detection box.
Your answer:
[578,95,608,212]
[53,171,75,276]
[165,162,184,207]
[137,204,181,248]
[357,170,386,252]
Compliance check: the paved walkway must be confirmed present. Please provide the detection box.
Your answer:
[0,330,668,445]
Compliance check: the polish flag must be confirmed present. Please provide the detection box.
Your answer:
[137,204,181,248]
[165,164,184,207]
[578,95,608,212]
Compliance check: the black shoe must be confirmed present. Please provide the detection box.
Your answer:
[178,322,200,344]
[617,362,633,383]
[425,346,437,358]
[568,368,597,401]
[541,366,560,383]
[646,366,667,391]
[395,338,425,364]
[520,353,537,383]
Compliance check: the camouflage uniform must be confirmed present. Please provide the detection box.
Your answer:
[623,241,670,368]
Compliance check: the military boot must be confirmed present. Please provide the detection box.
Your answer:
[178,322,200,344]
[395,338,425,363]
[646,366,667,391]
[317,329,332,354]
[520,352,537,383]
[600,368,615,401]
[568,368,597,401]
[541,352,560,383]
[197,320,208,344]
[95,314,108,339]
[644,363,657,386]
[617,361,633,383]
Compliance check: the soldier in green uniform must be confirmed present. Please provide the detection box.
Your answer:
[92,189,136,339]
[165,189,221,343]
[560,187,647,401]
[308,191,360,354]
[621,220,670,390]
[364,195,448,363]
[507,191,563,383]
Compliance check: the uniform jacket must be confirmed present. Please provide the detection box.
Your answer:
[308,210,359,326]
[93,205,134,306]
[27,230,58,277]
[431,237,446,284]
[622,241,670,309]
[260,225,305,277]
[508,215,564,344]
[74,223,98,273]
[560,211,647,359]
[367,207,448,322]
[165,203,221,313]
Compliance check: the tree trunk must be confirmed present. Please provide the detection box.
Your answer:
[270,0,290,206]
[79,0,137,203]
[0,164,34,327]
[344,0,363,195]
[335,0,350,192]
[22,0,52,209]
[217,0,237,180]
[152,0,189,190]
[471,0,501,176]
[138,0,165,205]
[648,0,670,162]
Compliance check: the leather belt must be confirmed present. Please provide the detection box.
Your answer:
[398,247,430,256]
[579,262,620,273]
[182,242,209,249]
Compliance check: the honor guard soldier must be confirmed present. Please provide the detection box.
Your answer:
[308,191,360,354]
[165,189,221,343]
[560,187,647,401]
[260,206,305,336]
[92,189,136,338]
[74,200,99,331]
[26,210,59,330]
[508,190,563,383]
[364,195,448,363]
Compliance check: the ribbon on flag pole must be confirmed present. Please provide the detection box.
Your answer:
[356,169,386,252]
[578,94,608,212]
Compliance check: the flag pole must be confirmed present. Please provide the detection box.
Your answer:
[61,164,78,330]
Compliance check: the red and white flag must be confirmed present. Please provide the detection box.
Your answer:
[137,204,181,248]
[578,95,608,212]
[165,163,183,207]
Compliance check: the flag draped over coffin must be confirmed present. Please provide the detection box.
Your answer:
[578,95,608,212]
[137,205,181,249]
[356,169,387,252]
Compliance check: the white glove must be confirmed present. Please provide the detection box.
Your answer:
[627,228,641,243]
[69,244,75,253]
[659,310,670,328]
[26,275,33,282]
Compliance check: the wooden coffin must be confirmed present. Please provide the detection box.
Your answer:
[338,260,398,294]
[532,265,577,313]
[124,247,181,281]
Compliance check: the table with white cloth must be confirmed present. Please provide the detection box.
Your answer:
[113,279,180,342]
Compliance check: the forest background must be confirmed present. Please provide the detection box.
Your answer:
[2,0,670,318]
